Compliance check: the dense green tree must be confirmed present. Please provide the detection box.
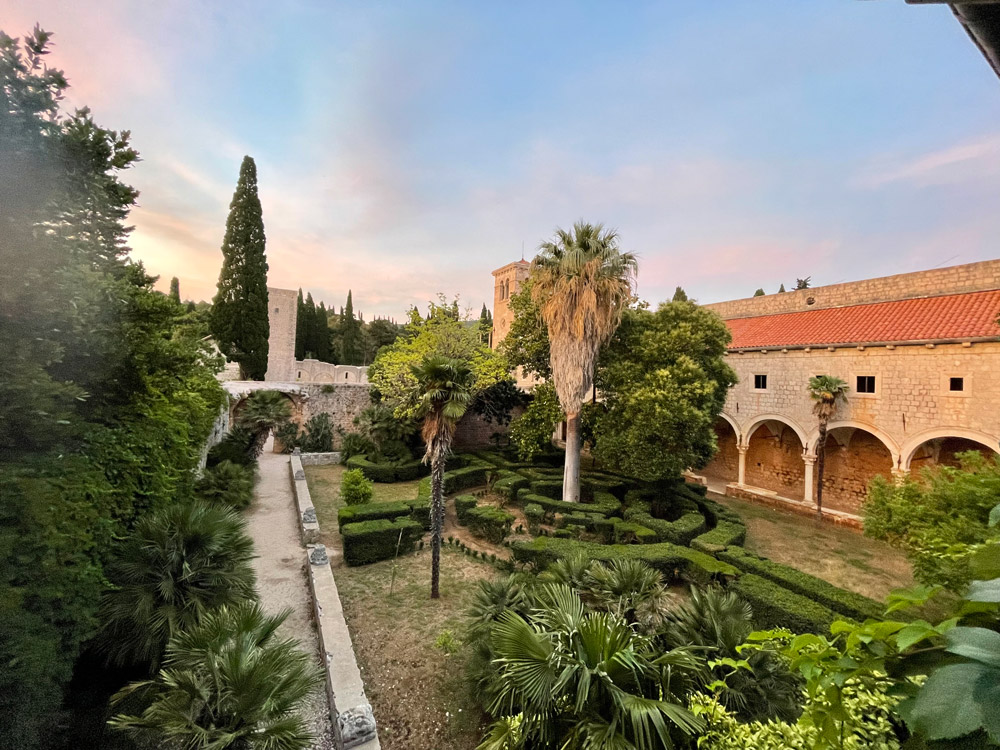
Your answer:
[168,276,180,304]
[369,297,508,420]
[778,283,786,293]
[509,382,563,461]
[412,355,476,598]
[300,292,317,357]
[210,155,269,380]
[796,276,812,290]
[96,501,257,670]
[753,288,765,297]
[110,602,322,749]
[530,222,637,503]
[672,285,689,302]
[294,288,306,360]
[363,317,402,364]
[341,289,362,365]
[479,303,493,344]
[591,300,734,482]
[500,277,551,380]
[0,28,225,746]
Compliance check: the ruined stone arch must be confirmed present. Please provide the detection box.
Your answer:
[741,413,809,449]
[805,420,901,467]
[900,428,999,471]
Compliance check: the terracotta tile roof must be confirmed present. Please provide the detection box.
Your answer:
[725,290,1000,349]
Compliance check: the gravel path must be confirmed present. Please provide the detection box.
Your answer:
[246,438,335,750]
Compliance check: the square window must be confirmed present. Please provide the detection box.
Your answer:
[857,375,876,394]
[754,374,767,390]
[950,377,964,392]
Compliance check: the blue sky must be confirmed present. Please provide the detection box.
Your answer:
[6,0,1000,317]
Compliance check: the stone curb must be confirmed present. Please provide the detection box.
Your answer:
[306,546,380,750]
[290,452,321,544]
[301,451,342,466]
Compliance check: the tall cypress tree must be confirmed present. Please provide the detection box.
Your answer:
[478,303,492,344]
[315,301,331,362]
[294,288,306,360]
[211,156,269,380]
[169,277,181,304]
[341,290,361,365]
[303,292,317,358]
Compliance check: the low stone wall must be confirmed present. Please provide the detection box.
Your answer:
[301,452,342,466]
[289,453,320,544]
[725,483,862,530]
[197,405,231,472]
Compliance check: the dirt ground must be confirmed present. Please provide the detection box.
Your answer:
[712,491,915,601]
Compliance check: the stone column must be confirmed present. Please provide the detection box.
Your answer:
[802,453,816,505]
[737,445,748,486]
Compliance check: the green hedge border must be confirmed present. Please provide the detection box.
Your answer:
[342,517,423,566]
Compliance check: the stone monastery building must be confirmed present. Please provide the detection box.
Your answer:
[492,259,1000,522]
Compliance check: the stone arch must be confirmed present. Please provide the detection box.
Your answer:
[805,421,900,467]
[744,416,807,498]
[229,387,304,453]
[901,428,999,471]
[703,415,740,484]
[718,411,742,445]
[741,413,809,449]
[808,423,896,515]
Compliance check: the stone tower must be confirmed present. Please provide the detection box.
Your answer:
[491,260,530,348]
[265,287,298,381]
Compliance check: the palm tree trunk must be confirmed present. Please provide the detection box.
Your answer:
[429,454,445,599]
[815,421,827,520]
[563,412,582,503]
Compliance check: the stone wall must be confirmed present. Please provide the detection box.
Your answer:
[266,287,298,382]
[745,424,806,499]
[704,259,1000,320]
[453,407,525,451]
[295,360,369,384]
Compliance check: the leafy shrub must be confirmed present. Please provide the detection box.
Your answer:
[864,452,1000,590]
[207,427,256,467]
[718,547,883,622]
[341,518,423,566]
[300,413,335,453]
[524,503,544,535]
[728,574,839,634]
[338,430,374,462]
[689,686,901,750]
[512,536,739,582]
[273,421,301,453]
[194,460,255,509]
[340,469,373,506]
[467,505,515,544]
[691,521,747,554]
[433,629,461,655]
[508,382,563,461]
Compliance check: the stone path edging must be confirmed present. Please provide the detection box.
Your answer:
[290,452,321,544]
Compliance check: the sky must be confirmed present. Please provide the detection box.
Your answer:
[4,0,1000,318]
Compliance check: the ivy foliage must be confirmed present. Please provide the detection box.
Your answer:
[864,451,1000,590]
[0,28,225,747]
[368,296,509,419]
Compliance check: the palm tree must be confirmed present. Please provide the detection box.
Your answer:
[97,501,257,670]
[479,583,704,750]
[531,222,637,503]
[411,354,476,599]
[808,375,849,519]
[109,601,322,750]
[237,390,293,459]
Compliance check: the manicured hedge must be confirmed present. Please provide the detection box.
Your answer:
[511,537,739,582]
[693,494,744,527]
[516,490,619,518]
[718,547,884,622]
[494,474,529,502]
[466,505,515,544]
[342,517,423,566]
[624,505,707,546]
[337,498,430,531]
[613,521,657,544]
[345,455,397,483]
[729,574,841,634]
[455,494,478,525]
[557,511,604,532]
[344,455,428,483]
[691,521,747,554]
